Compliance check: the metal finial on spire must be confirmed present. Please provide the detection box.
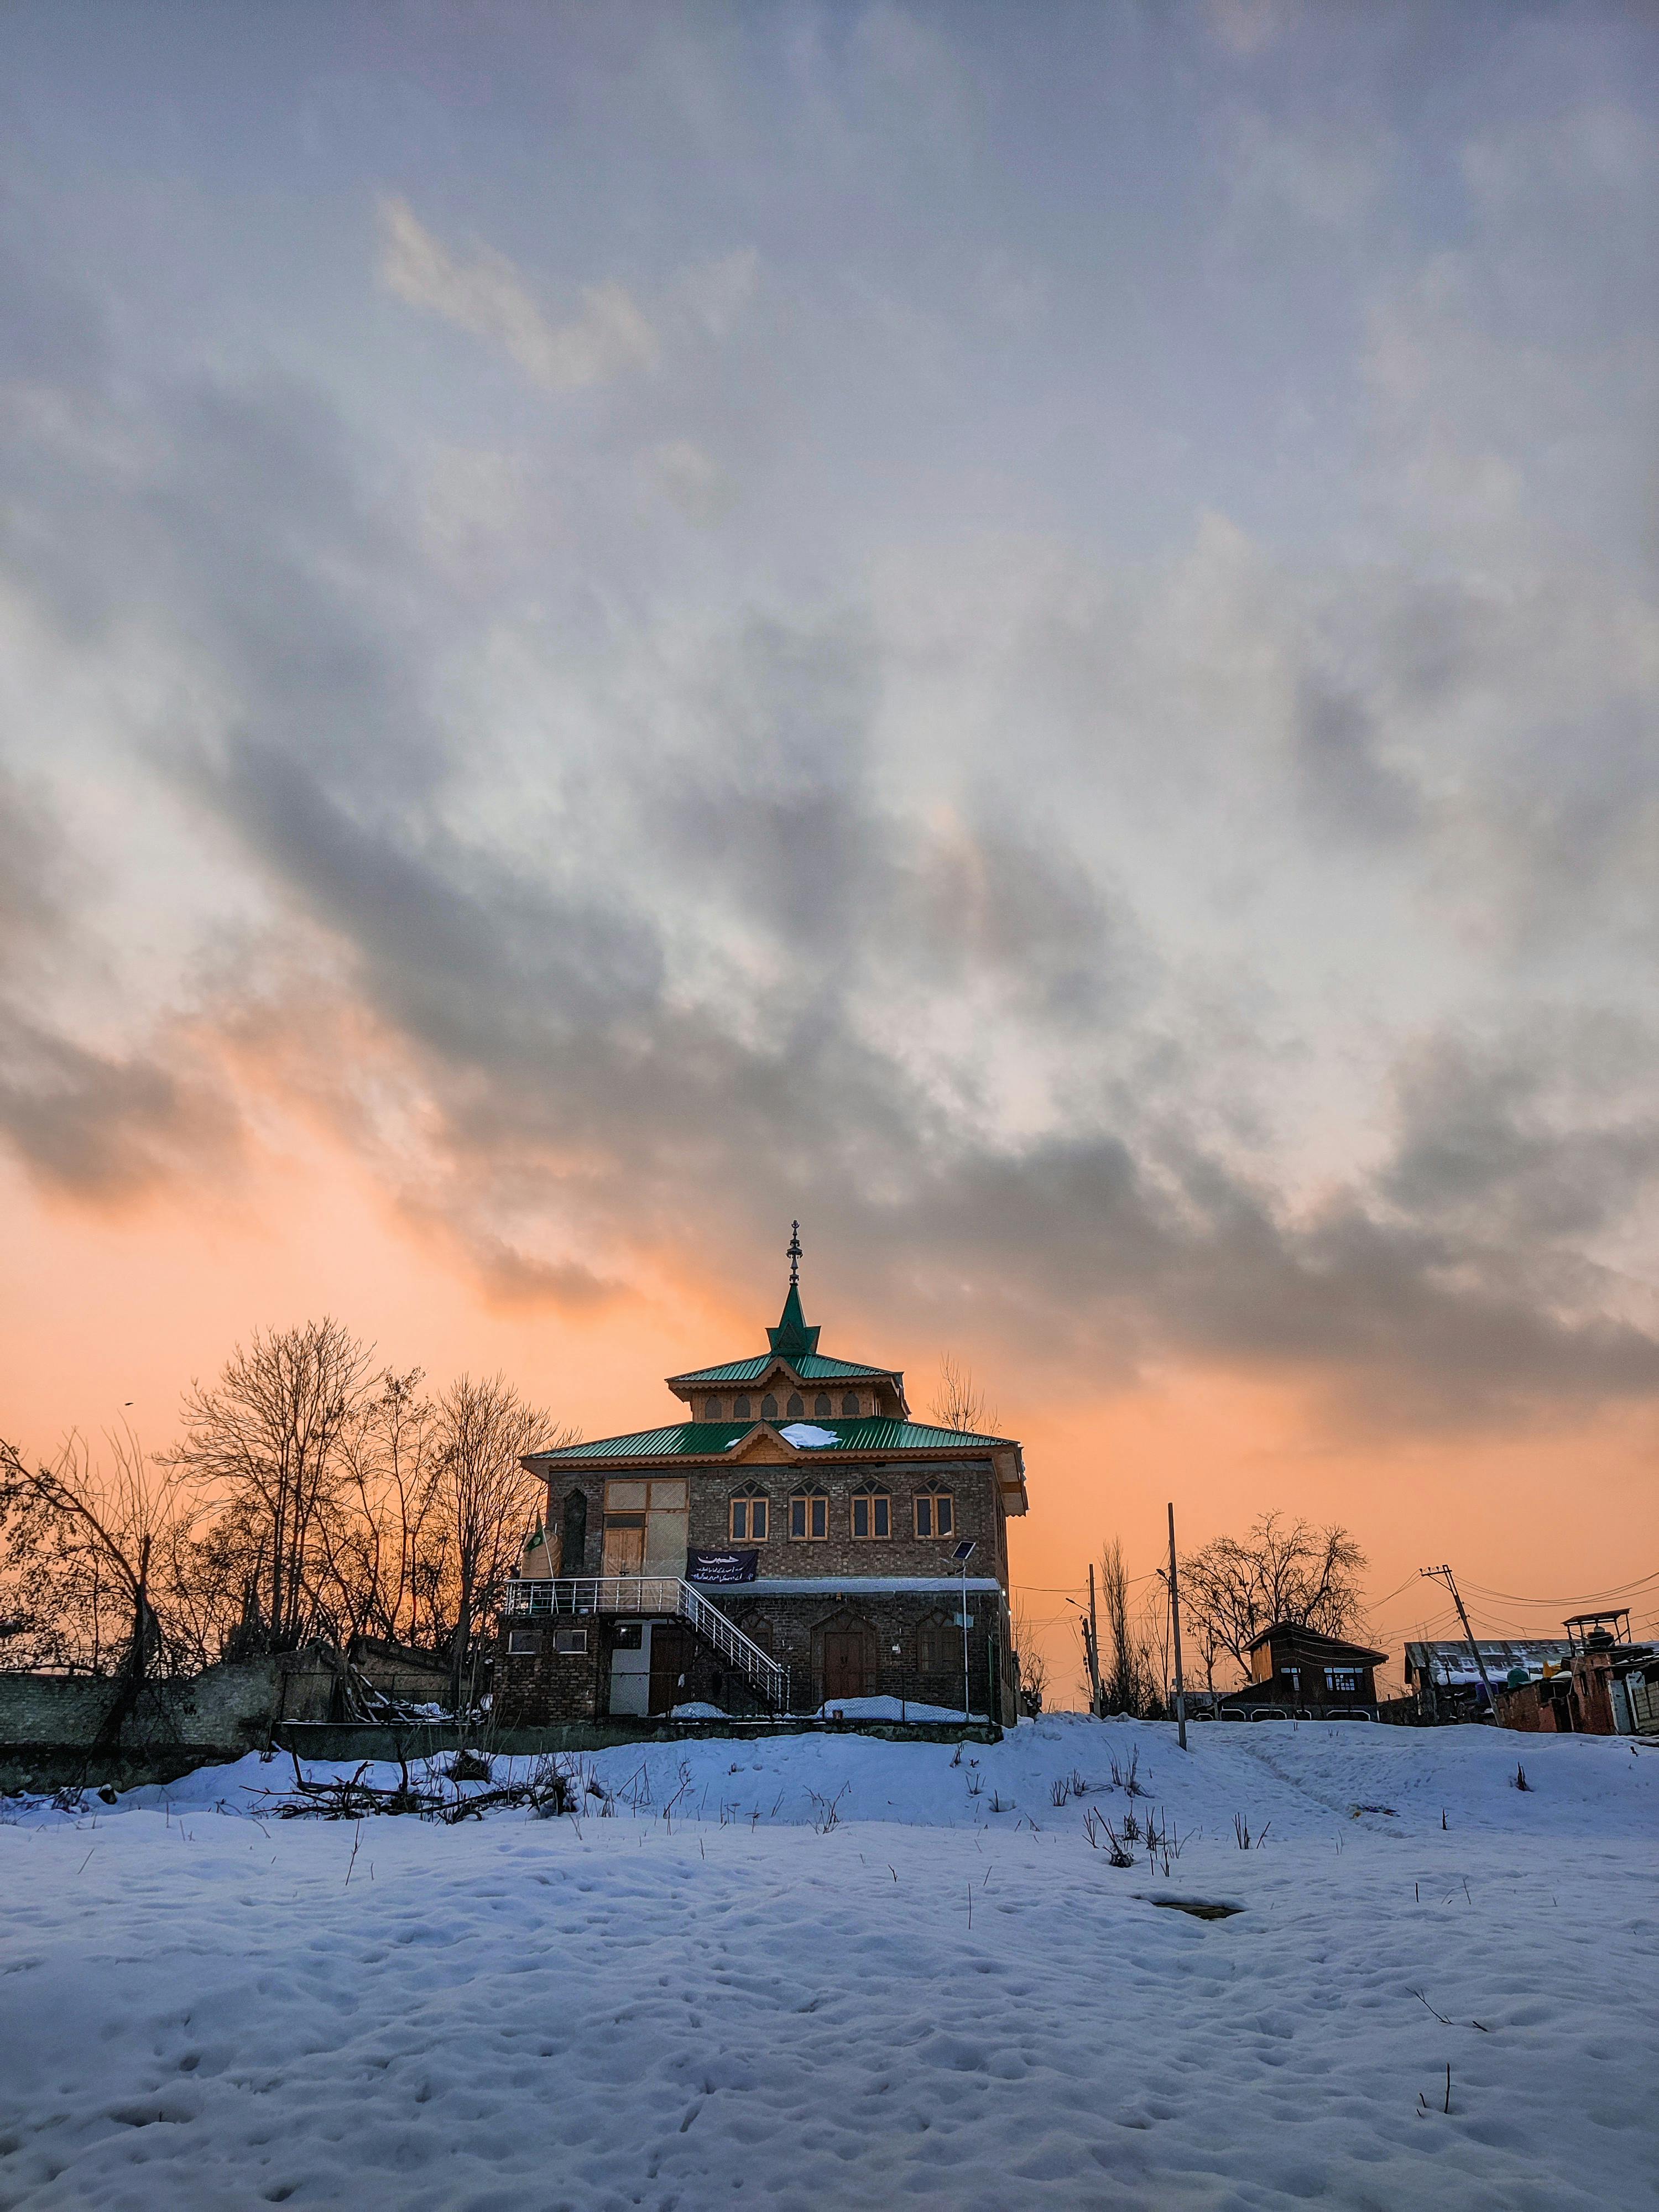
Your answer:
[787,1219,802,1285]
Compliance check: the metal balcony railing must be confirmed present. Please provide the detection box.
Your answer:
[500,1576,790,1713]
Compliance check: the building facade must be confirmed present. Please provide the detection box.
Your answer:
[1214,1622,1388,1718]
[494,1264,1027,1726]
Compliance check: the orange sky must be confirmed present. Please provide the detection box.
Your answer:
[7,1118,1653,1703]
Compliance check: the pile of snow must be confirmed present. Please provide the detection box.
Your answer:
[813,1694,967,1721]
[1,1716,1653,2209]
[779,1421,837,1446]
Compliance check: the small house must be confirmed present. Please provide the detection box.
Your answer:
[1218,1622,1387,1718]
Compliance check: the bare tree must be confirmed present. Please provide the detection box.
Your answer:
[0,1429,194,1676]
[1011,1595,1050,1714]
[161,1319,375,1651]
[312,1369,444,1653]
[1179,1512,1368,1681]
[432,1374,570,1713]
[931,1354,998,1436]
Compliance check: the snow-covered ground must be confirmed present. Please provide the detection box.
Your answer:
[1,1717,1653,2210]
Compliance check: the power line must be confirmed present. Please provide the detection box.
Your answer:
[1460,1568,1659,1608]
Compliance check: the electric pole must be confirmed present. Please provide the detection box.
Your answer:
[1167,1503,1187,1750]
[1087,1561,1103,1717]
[1421,1564,1494,1716]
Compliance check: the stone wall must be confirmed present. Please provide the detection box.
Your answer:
[0,1649,339,1791]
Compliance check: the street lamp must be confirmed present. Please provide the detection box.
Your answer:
[953,1540,977,1722]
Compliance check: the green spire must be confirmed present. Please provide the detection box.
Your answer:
[767,1220,821,1357]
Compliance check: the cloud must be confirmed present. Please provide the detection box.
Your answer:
[3,24,1658,1439]
[377,196,658,389]
[6,320,1658,1427]
[646,438,734,523]
[0,1006,237,1199]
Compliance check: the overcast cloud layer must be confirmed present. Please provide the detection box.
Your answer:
[2,2,1657,1431]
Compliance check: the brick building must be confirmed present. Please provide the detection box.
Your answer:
[494,1251,1027,1725]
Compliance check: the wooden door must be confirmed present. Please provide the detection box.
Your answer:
[822,1628,874,1704]
[602,1519,645,1576]
[648,1624,696,1715]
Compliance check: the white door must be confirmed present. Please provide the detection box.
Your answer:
[609,1624,651,1716]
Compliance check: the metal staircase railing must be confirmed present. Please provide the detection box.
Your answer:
[502,1577,790,1714]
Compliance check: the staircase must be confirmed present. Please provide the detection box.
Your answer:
[502,1577,790,1714]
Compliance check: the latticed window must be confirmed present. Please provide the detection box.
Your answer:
[914,1492,955,1539]
[850,1485,890,1540]
[790,1489,830,1540]
[786,1391,805,1417]
[761,1393,779,1420]
[729,1487,770,1542]
[842,1392,860,1416]
[918,1620,950,1673]
[733,1395,751,1418]
[703,1398,722,1420]
[814,1393,832,1416]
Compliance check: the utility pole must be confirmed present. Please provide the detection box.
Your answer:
[1087,1562,1103,1717]
[1421,1564,1494,1717]
[1167,1504,1187,1751]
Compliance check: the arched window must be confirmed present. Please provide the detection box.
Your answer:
[850,1481,890,1540]
[786,1391,805,1418]
[703,1397,722,1420]
[733,1395,751,1419]
[914,1491,956,1540]
[841,1392,860,1416]
[789,1488,830,1541]
[729,1483,770,1542]
[813,1394,832,1417]
[761,1393,779,1420]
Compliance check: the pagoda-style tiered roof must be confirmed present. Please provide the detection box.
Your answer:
[525,1235,1027,1511]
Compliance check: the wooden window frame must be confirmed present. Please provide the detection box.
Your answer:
[761,1392,779,1421]
[732,1395,752,1418]
[850,1487,891,1540]
[786,1391,805,1417]
[790,1489,830,1541]
[914,1491,956,1540]
[813,1393,833,1417]
[841,1392,860,1416]
[729,1490,771,1543]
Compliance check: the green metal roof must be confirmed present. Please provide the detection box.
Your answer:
[669,1271,899,1389]
[528,1416,1009,1463]
[669,1351,892,1385]
[767,1277,820,1358]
